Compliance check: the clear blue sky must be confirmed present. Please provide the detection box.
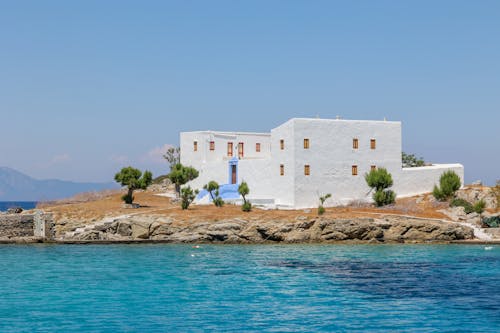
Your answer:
[0,0,499,184]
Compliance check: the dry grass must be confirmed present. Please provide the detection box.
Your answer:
[41,189,451,225]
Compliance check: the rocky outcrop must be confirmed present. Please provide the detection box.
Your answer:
[455,187,498,210]
[59,215,474,243]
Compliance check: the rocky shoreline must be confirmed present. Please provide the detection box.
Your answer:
[55,214,474,244]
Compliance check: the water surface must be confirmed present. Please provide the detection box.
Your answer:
[0,244,498,332]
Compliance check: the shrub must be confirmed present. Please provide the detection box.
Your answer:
[180,186,198,210]
[204,181,224,207]
[365,168,396,206]
[318,193,331,215]
[238,182,251,212]
[450,198,473,214]
[473,200,486,215]
[483,216,500,228]
[433,171,461,201]
[373,189,396,207]
[114,166,153,204]
[402,152,425,167]
[242,201,252,212]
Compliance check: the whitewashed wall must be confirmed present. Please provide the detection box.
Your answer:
[289,118,402,208]
[270,120,296,207]
[394,164,464,198]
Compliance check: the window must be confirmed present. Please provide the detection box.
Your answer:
[352,165,358,176]
[304,138,310,149]
[280,139,284,150]
[227,142,233,157]
[193,141,198,152]
[353,138,359,149]
[280,164,284,176]
[370,139,376,149]
[210,141,215,151]
[256,143,261,152]
[304,165,310,176]
[238,142,244,158]
[371,165,377,171]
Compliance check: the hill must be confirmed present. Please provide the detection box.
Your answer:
[0,166,118,201]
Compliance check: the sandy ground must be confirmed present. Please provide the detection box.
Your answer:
[39,190,456,223]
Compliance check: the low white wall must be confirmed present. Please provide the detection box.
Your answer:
[393,164,464,198]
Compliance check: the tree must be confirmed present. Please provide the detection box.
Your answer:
[318,193,332,215]
[365,168,396,206]
[168,164,199,197]
[238,182,251,212]
[180,186,198,210]
[433,170,461,201]
[402,152,425,167]
[203,181,224,207]
[114,167,153,204]
[163,146,180,170]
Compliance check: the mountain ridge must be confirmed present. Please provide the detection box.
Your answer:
[0,166,118,201]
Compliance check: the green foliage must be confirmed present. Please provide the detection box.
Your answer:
[365,168,393,191]
[180,186,198,210]
[163,146,180,170]
[473,200,486,215]
[238,182,251,212]
[114,166,153,204]
[365,168,396,206]
[402,152,425,167]
[432,185,446,201]
[317,193,331,215]
[168,164,199,196]
[203,181,224,207]
[373,189,396,207]
[450,198,474,214]
[483,216,500,228]
[492,181,500,209]
[242,201,252,212]
[121,194,134,204]
[433,171,461,201]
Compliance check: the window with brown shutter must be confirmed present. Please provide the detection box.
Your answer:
[210,141,215,151]
[304,138,310,149]
[280,164,284,176]
[238,142,244,158]
[227,142,233,157]
[353,138,358,149]
[280,139,284,150]
[352,165,358,176]
[304,165,310,176]
[256,143,261,152]
[370,139,376,149]
[371,165,377,171]
[194,141,198,152]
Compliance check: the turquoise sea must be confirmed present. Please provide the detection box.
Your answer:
[0,244,498,332]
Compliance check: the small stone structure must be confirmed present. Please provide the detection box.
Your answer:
[0,211,54,241]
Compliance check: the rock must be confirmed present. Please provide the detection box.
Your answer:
[116,221,132,236]
[6,207,23,214]
[455,187,497,209]
[130,220,152,239]
[471,180,482,186]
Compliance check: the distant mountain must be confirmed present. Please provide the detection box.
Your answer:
[0,167,119,201]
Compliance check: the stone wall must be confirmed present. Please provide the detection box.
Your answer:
[0,212,54,240]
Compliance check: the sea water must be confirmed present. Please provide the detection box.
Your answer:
[0,244,498,332]
[0,201,37,212]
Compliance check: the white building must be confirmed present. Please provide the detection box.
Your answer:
[180,118,463,209]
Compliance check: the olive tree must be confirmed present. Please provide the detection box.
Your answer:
[114,167,153,204]
[203,181,224,207]
[238,182,251,212]
[168,164,199,197]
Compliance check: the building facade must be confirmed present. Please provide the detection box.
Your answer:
[180,118,463,209]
